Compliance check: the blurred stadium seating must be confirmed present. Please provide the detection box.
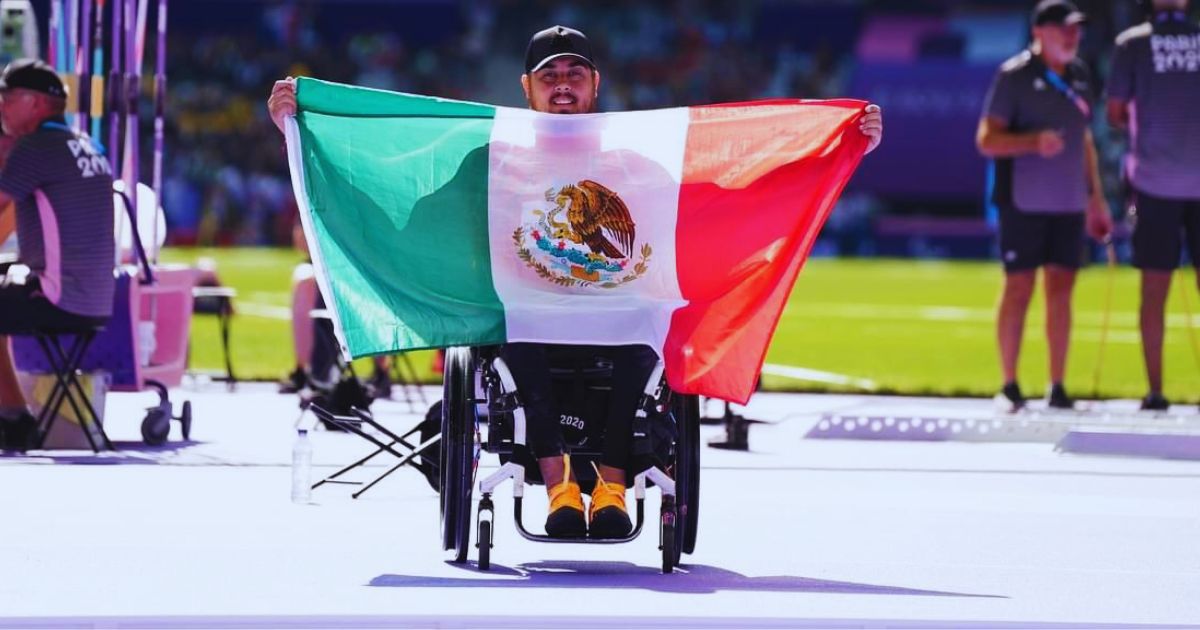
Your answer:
[158,0,1152,257]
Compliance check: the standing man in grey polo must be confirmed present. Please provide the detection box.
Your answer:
[977,0,1113,412]
[1107,0,1200,411]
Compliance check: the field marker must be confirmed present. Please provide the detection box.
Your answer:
[761,363,877,391]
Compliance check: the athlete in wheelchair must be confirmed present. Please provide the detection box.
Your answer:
[437,342,701,573]
[269,22,883,575]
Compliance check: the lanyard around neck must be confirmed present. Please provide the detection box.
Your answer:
[1042,68,1091,119]
[38,120,107,156]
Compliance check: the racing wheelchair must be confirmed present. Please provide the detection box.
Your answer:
[434,344,700,573]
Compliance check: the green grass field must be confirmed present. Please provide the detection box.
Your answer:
[161,248,1200,403]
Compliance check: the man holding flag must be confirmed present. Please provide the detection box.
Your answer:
[268,25,882,538]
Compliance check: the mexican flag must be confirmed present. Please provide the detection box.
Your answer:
[285,78,868,403]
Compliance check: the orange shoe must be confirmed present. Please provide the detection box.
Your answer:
[587,463,632,539]
[545,454,586,538]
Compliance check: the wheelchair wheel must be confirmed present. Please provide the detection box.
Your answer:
[179,401,193,441]
[477,520,491,571]
[673,394,701,558]
[439,347,477,564]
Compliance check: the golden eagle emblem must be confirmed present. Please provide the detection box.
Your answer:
[545,180,636,259]
[514,179,652,289]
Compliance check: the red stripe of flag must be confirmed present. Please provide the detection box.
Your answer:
[665,99,869,403]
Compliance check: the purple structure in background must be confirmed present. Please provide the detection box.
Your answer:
[847,61,994,202]
[1057,430,1200,461]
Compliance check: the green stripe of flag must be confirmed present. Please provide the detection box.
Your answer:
[294,78,506,355]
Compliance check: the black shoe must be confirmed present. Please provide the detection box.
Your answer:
[278,367,308,394]
[588,506,633,539]
[995,382,1025,412]
[545,506,587,538]
[544,479,587,538]
[1,412,40,452]
[1140,393,1170,412]
[1047,383,1075,410]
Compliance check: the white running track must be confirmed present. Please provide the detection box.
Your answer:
[1,382,1197,629]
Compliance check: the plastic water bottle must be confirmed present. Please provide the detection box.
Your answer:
[291,429,313,504]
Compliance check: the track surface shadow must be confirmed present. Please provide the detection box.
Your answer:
[370,560,1005,597]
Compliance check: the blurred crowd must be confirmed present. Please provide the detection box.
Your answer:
[161,0,848,245]
[159,0,1160,249]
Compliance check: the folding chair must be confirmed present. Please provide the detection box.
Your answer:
[26,324,114,452]
[308,403,440,498]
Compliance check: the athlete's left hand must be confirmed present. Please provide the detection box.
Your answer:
[861,104,883,155]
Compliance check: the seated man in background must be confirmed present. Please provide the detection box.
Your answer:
[279,220,393,398]
[0,59,115,450]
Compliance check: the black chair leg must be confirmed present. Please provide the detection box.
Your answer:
[32,332,111,452]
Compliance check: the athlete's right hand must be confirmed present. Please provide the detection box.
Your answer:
[268,77,298,135]
[1035,130,1064,158]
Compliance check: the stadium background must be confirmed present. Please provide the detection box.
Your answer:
[26,0,1200,401]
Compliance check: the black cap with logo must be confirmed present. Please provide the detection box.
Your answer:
[524,25,596,74]
[0,59,67,98]
[1032,0,1088,26]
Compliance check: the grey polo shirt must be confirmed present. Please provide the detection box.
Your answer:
[0,121,115,317]
[982,49,1096,214]
[1108,18,1200,200]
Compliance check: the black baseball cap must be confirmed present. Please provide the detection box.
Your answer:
[524,25,596,74]
[0,59,67,98]
[1032,0,1088,26]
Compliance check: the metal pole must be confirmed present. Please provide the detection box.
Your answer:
[150,0,166,262]
[76,0,92,133]
[48,0,62,68]
[90,0,106,141]
[107,0,123,175]
[122,0,137,225]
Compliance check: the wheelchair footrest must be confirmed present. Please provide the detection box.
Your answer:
[511,496,645,544]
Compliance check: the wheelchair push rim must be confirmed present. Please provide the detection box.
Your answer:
[439,346,478,563]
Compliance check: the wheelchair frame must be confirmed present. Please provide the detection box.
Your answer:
[438,346,700,573]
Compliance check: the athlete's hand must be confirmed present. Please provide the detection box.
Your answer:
[1036,130,1065,158]
[268,77,298,135]
[1086,196,1114,242]
[861,104,883,155]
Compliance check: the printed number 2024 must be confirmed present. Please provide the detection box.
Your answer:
[77,155,111,178]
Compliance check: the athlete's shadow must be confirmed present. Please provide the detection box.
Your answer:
[370,560,1004,597]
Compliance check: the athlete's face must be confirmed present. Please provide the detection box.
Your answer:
[521,57,600,115]
[1035,23,1082,67]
